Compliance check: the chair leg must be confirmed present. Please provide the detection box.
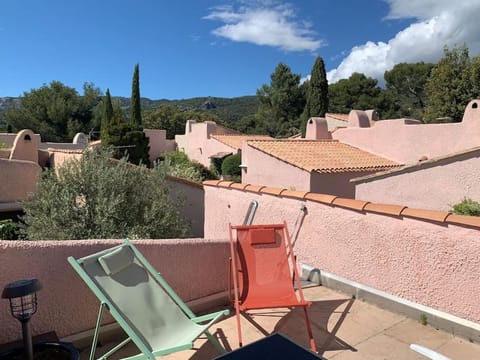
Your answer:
[235,307,244,348]
[303,307,317,352]
[206,331,226,354]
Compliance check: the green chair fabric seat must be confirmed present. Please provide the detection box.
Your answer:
[68,239,229,360]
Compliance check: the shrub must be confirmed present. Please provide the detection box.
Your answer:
[221,153,241,182]
[451,197,480,217]
[103,123,150,166]
[0,220,19,240]
[21,149,190,240]
[156,151,218,183]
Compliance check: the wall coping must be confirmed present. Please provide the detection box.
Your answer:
[203,181,480,229]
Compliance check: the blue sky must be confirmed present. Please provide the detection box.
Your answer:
[1,0,480,100]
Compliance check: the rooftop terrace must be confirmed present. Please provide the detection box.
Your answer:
[79,286,480,359]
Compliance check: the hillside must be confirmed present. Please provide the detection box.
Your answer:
[0,95,258,127]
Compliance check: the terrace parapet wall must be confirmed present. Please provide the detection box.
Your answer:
[0,239,229,345]
[203,180,480,325]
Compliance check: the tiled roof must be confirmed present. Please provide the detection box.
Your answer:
[246,140,400,173]
[326,113,349,122]
[212,135,273,150]
[212,124,241,136]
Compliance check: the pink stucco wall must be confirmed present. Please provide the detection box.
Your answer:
[354,149,480,211]
[333,100,480,164]
[144,129,176,164]
[0,159,41,204]
[310,171,373,198]
[0,239,230,344]
[203,185,480,324]
[241,143,311,191]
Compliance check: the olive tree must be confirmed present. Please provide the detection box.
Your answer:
[21,149,190,240]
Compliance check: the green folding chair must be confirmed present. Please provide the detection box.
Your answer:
[68,239,229,360]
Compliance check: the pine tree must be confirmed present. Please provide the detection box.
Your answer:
[301,57,328,136]
[101,88,114,140]
[130,63,142,127]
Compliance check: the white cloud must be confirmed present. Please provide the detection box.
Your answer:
[204,2,323,52]
[327,0,480,84]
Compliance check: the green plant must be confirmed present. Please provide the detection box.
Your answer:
[221,153,241,182]
[420,314,428,326]
[0,219,19,240]
[451,197,480,217]
[21,149,190,240]
[156,151,219,183]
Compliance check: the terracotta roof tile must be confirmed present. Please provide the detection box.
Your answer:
[260,187,284,196]
[363,203,406,216]
[229,183,250,190]
[304,193,337,204]
[217,181,234,188]
[212,135,273,150]
[333,198,369,211]
[247,140,400,173]
[203,180,222,186]
[280,190,308,199]
[401,208,450,223]
[445,214,480,228]
[245,184,265,193]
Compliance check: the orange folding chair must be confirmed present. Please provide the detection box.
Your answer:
[228,222,317,352]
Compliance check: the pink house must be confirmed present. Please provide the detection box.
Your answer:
[241,139,400,197]
[175,120,271,167]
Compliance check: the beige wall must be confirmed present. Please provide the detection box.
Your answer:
[49,150,83,169]
[203,183,480,325]
[333,100,480,164]
[354,149,480,210]
[0,158,41,204]
[310,171,373,198]
[0,239,230,344]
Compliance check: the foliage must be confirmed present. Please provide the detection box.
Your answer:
[328,73,383,114]
[384,62,434,120]
[5,81,102,142]
[21,149,190,240]
[130,64,142,126]
[451,198,480,217]
[156,151,218,183]
[424,45,479,123]
[143,104,218,139]
[301,57,328,136]
[255,63,305,137]
[101,88,114,140]
[0,219,19,240]
[221,153,241,182]
[103,123,150,165]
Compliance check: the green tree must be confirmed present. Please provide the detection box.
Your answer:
[424,46,473,123]
[103,123,150,165]
[21,149,189,240]
[384,62,434,119]
[301,56,328,136]
[221,153,241,182]
[101,88,114,141]
[256,63,305,137]
[5,81,101,141]
[131,63,142,126]
[328,73,383,114]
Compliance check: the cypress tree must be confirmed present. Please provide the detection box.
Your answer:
[301,57,328,136]
[130,63,142,127]
[101,88,114,141]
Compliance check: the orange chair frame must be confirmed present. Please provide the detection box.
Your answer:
[228,222,317,352]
